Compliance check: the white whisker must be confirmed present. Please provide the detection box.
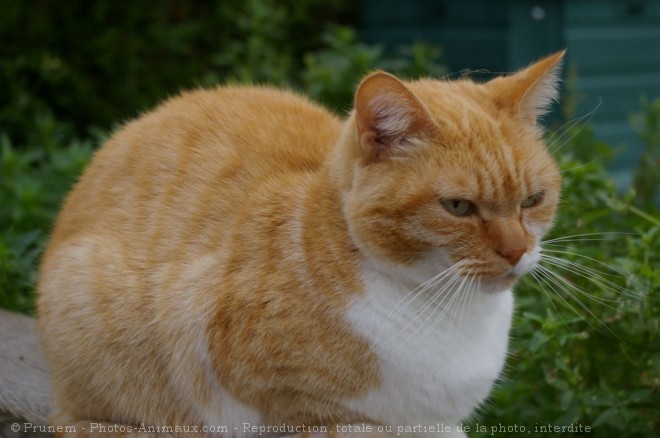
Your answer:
[545,110,593,146]
[534,268,584,321]
[398,270,465,345]
[559,157,602,174]
[459,271,476,330]
[541,252,627,285]
[540,249,648,300]
[529,270,573,331]
[542,232,635,244]
[540,256,621,308]
[547,99,602,154]
[375,260,465,343]
[536,265,622,340]
[451,270,474,336]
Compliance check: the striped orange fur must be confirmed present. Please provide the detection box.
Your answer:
[38,51,565,437]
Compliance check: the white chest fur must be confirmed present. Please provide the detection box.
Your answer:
[344,268,514,432]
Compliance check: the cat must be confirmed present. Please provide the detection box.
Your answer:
[37,50,565,437]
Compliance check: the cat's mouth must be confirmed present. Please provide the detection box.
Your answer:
[449,264,519,293]
[474,250,541,292]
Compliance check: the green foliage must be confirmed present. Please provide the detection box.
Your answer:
[630,98,660,208]
[0,114,94,312]
[303,26,447,112]
[471,124,660,437]
[0,0,355,143]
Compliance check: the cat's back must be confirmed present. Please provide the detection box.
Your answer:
[37,86,347,427]
[46,85,342,247]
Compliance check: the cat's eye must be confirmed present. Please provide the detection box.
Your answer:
[521,191,544,208]
[440,199,474,217]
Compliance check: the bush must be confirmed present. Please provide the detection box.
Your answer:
[471,119,660,437]
[0,0,356,144]
[0,115,96,311]
[631,98,660,208]
[302,26,447,112]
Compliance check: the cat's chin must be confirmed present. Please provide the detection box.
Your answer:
[478,273,520,293]
[477,249,541,293]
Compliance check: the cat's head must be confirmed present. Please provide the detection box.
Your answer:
[332,51,565,292]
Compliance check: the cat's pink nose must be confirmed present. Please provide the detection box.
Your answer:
[498,247,526,265]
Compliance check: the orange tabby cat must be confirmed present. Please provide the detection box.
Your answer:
[38,51,565,437]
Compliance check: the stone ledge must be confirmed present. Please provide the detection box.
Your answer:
[0,309,53,437]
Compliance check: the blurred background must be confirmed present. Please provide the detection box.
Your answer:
[3,1,659,183]
[361,0,660,187]
[1,1,658,437]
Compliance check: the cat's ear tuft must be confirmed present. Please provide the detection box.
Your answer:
[354,71,438,164]
[487,50,565,124]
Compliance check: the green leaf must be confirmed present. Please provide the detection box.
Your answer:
[592,407,618,428]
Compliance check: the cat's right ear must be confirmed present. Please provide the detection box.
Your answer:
[354,71,438,164]
[486,50,565,124]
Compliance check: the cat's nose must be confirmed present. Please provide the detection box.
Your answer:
[497,247,526,265]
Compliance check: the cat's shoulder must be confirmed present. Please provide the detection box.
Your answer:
[96,84,343,176]
[116,84,343,155]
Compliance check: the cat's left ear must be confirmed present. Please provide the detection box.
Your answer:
[354,71,439,164]
[487,50,566,124]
